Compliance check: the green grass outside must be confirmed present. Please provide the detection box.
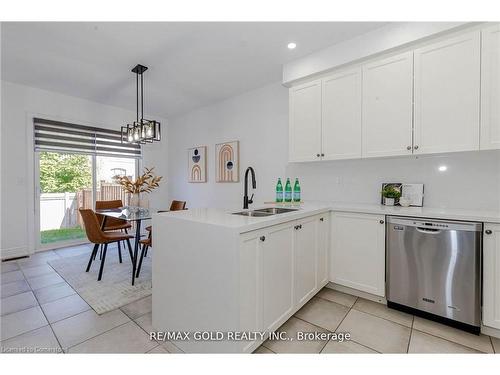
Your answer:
[41,227,87,244]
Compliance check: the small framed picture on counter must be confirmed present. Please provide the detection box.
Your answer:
[401,183,424,207]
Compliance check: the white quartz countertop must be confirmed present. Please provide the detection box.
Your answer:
[156,201,500,232]
[155,202,332,233]
[328,202,500,223]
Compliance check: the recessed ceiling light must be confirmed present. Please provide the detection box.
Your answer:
[438,165,448,172]
[287,42,297,50]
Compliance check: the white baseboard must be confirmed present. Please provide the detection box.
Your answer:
[1,246,32,260]
[326,282,387,304]
[480,325,500,339]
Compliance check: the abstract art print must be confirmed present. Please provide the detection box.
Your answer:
[188,146,207,183]
[215,141,239,182]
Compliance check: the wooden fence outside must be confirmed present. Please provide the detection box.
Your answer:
[76,182,130,227]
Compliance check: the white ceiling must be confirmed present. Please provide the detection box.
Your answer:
[1,22,387,118]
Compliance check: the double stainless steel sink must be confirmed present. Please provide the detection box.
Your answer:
[232,207,298,217]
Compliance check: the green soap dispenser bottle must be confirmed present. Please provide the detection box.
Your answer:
[275,178,283,202]
[293,178,301,202]
[284,178,292,202]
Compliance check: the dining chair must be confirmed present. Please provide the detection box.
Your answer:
[95,199,133,263]
[136,200,187,277]
[79,209,134,281]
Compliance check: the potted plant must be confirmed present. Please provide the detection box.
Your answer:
[115,167,162,209]
[381,186,401,206]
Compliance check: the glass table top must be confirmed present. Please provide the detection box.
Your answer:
[95,206,164,221]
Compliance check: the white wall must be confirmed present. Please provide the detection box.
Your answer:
[0,81,168,258]
[168,81,500,213]
[168,82,288,210]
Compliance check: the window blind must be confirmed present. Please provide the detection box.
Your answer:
[34,118,141,158]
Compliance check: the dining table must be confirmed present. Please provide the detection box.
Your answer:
[95,206,158,285]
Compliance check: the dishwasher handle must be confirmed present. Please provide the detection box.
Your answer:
[416,227,442,234]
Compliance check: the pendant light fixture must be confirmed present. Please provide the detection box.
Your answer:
[121,64,161,144]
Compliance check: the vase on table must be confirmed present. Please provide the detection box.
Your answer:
[130,193,149,211]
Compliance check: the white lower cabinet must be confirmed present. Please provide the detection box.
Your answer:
[294,215,318,307]
[330,212,386,297]
[316,214,330,287]
[262,222,295,332]
[483,223,500,329]
[240,213,330,338]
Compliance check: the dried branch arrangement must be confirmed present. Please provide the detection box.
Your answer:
[115,167,163,194]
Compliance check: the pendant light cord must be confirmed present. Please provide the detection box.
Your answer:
[141,72,144,122]
[136,71,139,123]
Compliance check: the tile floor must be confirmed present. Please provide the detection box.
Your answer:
[1,246,499,354]
[258,292,498,354]
[1,244,177,354]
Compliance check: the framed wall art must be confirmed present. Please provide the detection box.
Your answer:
[215,141,239,183]
[188,146,207,183]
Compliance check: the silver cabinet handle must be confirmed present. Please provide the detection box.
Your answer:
[414,145,419,150]
[485,230,492,235]
[407,146,412,150]
[380,220,385,224]
[260,236,266,242]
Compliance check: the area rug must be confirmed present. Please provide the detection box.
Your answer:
[48,246,152,314]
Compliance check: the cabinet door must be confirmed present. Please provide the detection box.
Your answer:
[239,233,262,350]
[294,216,317,306]
[289,80,322,162]
[481,25,500,150]
[316,214,330,287]
[322,68,362,160]
[362,51,413,158]
[483,223,500,329]
[330,212,385,297]
[262,222,295,332]
[414,31,480,154]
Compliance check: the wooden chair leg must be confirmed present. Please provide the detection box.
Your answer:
[97,243,108,281]
[117,241,123,263]
[136,244,147,278]
[86,244,99,272]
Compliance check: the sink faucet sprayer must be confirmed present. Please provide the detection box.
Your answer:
[243,167,256,209]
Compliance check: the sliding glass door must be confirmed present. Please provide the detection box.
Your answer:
[36,151,93,248]
[33,118,141,251]
[35,152,139,250]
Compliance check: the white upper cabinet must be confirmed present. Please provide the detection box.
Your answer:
[289,80,322,162]
[414,31,481,154]
[362,51,414,158]
[481,24,500,150]
[288,27,490,162]
[321,68,362,160]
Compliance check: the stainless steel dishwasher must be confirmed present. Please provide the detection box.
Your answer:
[386,216,482,334]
